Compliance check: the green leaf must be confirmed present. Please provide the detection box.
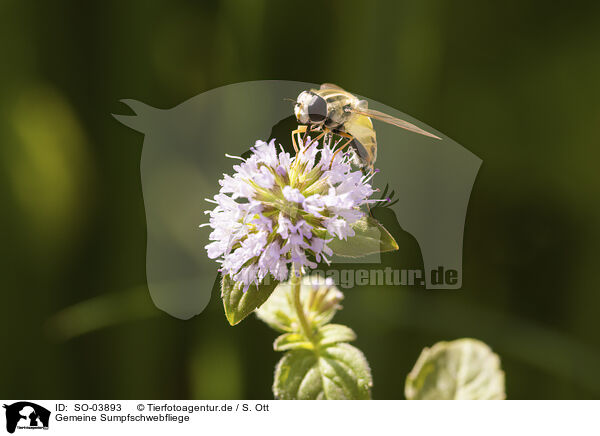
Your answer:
[273,343,372,400]
[317,324,356,346]
[328,216,398,258]
[221,275,279,326]
[273,324,356,351]
[274,333,314,351]
[405,338,506,400]
[256,277,343,332]
[255,282,296,332]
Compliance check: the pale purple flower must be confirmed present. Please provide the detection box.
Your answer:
[282,186,305,203]
[204,137,376,291]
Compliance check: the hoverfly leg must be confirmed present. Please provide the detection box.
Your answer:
[303,130,326,152]
[329,136,354,169]
[291,132,298,153]
[301,124,312,146]
[291,125,308,153]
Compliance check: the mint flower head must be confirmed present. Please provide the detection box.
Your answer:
[204,137,376,291]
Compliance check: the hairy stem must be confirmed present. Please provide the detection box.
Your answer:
[290,270,313,341]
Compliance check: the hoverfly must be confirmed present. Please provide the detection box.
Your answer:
[292,83,441,171]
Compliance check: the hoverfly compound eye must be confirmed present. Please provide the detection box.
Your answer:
[306,94,327,123]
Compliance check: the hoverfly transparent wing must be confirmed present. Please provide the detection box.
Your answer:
[346,107,442,140]
[320,83,346,91]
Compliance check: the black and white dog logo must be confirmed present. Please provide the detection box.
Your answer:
[3,402,50,434]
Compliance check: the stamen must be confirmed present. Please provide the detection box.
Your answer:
[362,171,377,184]
[225,153,245,161]
[368,197,391,203]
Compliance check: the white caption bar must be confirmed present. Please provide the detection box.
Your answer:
[1,400,597,436]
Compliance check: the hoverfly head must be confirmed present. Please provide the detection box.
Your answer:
[294,91,327,125]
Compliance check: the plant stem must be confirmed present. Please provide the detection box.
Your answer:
[290,270,313,341]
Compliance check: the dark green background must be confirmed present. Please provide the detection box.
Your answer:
[1,0,599,399]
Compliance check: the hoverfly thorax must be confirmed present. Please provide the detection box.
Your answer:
[294,91,327,125]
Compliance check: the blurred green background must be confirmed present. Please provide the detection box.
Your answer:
[1,0,600,399]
